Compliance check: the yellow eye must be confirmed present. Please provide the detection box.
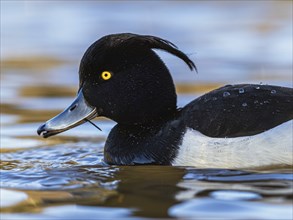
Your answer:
[101,71,112,80]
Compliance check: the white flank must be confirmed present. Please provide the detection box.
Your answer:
[172,120,293,169]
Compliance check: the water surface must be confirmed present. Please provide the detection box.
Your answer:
[1,1,292,219]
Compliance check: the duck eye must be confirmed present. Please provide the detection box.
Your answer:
[101,71,112,80]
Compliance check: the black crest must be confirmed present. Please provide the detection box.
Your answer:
[87,33,197,71]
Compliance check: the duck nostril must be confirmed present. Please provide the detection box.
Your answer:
[69,104,78,112]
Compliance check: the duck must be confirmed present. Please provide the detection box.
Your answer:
[37,33,293,169]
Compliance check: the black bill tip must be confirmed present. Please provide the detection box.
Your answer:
[37,123,58,138]
[37,124,45,136]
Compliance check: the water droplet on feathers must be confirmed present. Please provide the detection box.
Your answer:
[223,92,230,97]
[239,88,245,94]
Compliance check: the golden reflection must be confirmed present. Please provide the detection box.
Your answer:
[0,160,20,170]
[176,83,221,94]
[0,188,118,214]
[20,86,76,98]
[0,103,61,123]
[1,56,71,70]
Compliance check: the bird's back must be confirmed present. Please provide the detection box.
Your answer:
[180,84,293,137]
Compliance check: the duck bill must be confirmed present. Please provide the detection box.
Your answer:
[37,89,97,138]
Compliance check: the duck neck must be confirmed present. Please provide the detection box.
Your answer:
[104,111,184,165]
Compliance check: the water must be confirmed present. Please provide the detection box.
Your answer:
[1,1,292,219]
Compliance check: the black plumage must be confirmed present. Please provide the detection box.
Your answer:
[38,33,293,166]
[181,84,293,137]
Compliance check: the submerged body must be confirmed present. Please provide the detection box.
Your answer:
[104,83,293,168]
[37,33,293,169]
[104,117,293,169]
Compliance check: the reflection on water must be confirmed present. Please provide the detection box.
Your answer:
[1,162,292,219]
[1,1,292,219]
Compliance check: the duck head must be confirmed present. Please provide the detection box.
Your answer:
[37,33,196,138]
